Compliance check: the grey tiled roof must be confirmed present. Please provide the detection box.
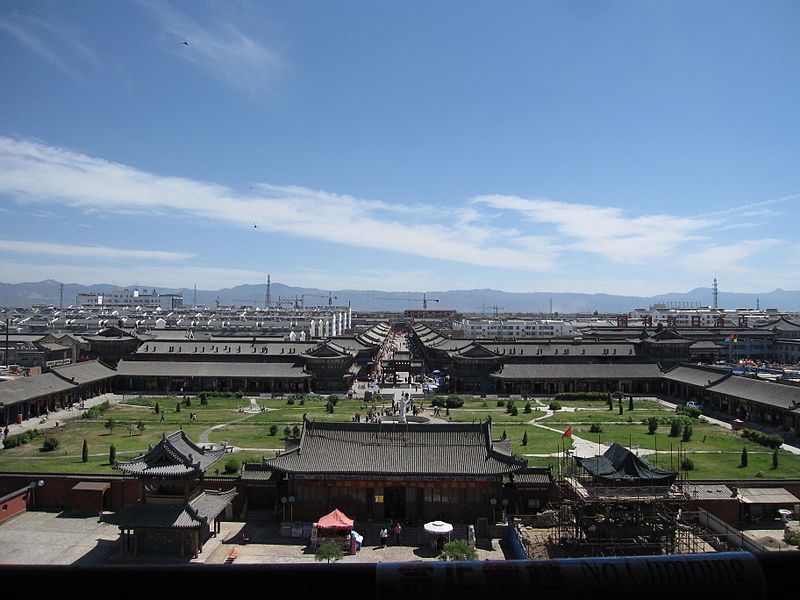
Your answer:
[116,360,312,379]
[0,372,76,406]
[264,421,527,477]
[101,489,236,529]
[52,360,116,385]
[708,376,800,410]
[661,364,730,387]
[116,430,227,476]
[491,363,663,380]
[514,467,552,486]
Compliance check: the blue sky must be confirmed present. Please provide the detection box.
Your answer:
[1,0,799,295]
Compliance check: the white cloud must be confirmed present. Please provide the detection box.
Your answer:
[0,136,554,272]
[0,9,98,82]
[0,239,194,261]
[473,194,712,264]
[0,136,792,291]
[138,0,284,96]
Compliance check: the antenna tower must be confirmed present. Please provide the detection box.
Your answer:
[712,277,719,309]
[265,274,272,309]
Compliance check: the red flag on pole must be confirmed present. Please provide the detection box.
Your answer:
[562,426,572,438]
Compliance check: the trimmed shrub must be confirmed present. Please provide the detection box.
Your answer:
[742,428,784,449]
[676,405,701,419]
[522,431,528,446]
[647,417,658,435]
[555,392,611,402]
[4,429,43,449]
[548,401,561,411]
[41,436,60,452]
[109,444,117,465]
[681,458,694,471]
[682,424,693,442]
[589,423,603,433]
[524,402,532,414]
[269,424,278,436]
[669,420,683,437]
[740,446,748,467]
[82,438,89,463]
[81,401,110,419]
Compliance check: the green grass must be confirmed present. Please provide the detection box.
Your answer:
[2,394,798,480]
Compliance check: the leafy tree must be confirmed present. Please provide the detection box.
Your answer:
[137,420,146,435]
[104,418,117,435]
[315,540,344,563]
[109,444,116,465]
[82,438,89,463]
[224,458,241,474]
[439,539,478,561]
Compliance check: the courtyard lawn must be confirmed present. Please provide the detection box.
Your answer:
[3,394,799,480]
[206,423,297,450]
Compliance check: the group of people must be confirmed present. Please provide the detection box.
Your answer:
[378,521,403,548]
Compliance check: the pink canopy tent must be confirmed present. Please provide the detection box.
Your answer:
[317,509,354,530]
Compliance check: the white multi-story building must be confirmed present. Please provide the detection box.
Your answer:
[76,289,183,310]
[628,305,786,328]
[456,318,575,339]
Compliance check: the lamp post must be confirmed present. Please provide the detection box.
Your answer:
[280,496,287,521]
[501,498,509,523]
[489,497,497,524]
[28,479,44,510]
[288,495,295,522]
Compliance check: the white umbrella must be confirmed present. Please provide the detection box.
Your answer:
[423,520,454,535]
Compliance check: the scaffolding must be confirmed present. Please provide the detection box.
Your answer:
[547,451,723,557]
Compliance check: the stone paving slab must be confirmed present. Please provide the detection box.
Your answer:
[0,512,508,566]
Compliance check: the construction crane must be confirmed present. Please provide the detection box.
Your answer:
[473,305,505,317]
[375,293,439,309]
[276,296,302,308]
[303,292,337,306]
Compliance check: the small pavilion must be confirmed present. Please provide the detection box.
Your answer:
[101,430,236,557]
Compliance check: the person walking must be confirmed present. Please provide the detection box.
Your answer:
[393,521,403,545]
[379,527,389,548]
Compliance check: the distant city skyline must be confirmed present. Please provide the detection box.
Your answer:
[1,2,799,295]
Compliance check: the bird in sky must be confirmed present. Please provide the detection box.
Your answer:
[182,40,189,46]
[253,223,258,228]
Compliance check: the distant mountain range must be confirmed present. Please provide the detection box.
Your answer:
[2,280,800,314]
